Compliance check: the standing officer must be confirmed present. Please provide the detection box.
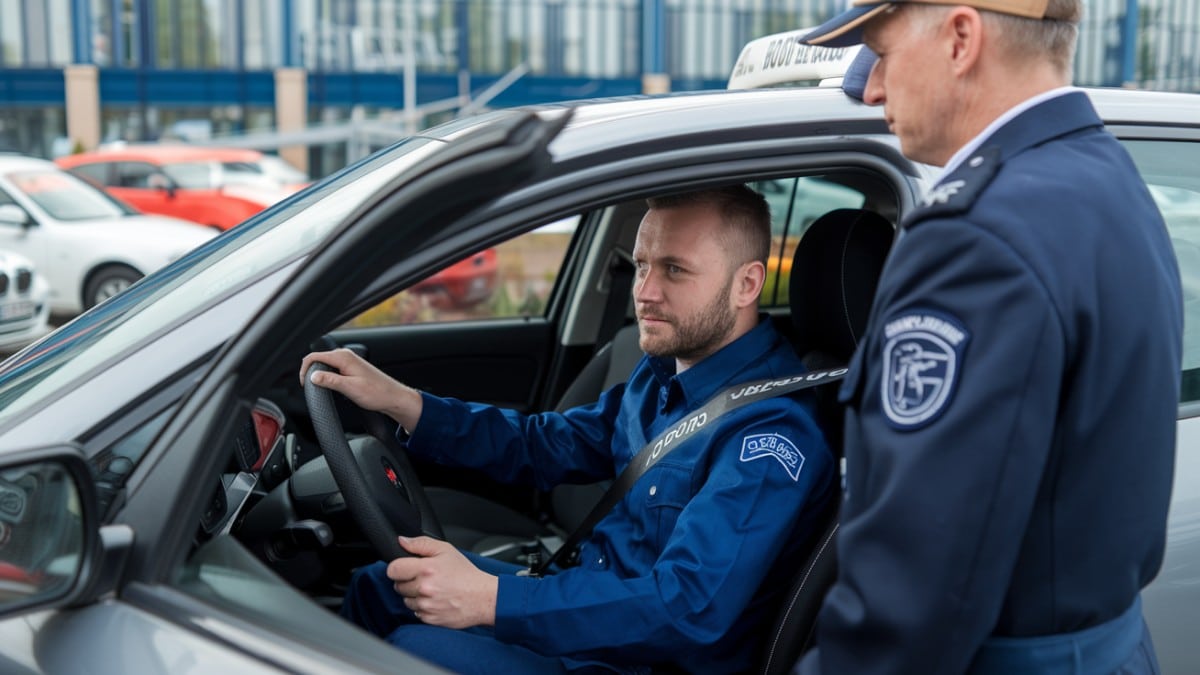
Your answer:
[794,1,1182,673]
[301,186,835,674]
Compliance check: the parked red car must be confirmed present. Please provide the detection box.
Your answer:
[56,145,306,231]
[412,248,498,309]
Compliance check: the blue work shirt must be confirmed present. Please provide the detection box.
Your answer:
[408,317,834,673]
[798,91,1182,674]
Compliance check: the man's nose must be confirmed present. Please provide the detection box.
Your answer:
[634,271,662,302]
[862,60,885,106]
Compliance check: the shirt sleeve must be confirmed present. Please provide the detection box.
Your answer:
[405,385,625,490]
[492,402,834,663]
[798,217,1065,675]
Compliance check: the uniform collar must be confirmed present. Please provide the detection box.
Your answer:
[902,90,1105,227]
[647,316,781,410]
[982,89,1103,165]
[934,87,1082,186]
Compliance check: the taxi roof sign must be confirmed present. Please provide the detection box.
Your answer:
[728,28,863,90]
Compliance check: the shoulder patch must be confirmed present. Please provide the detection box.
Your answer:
[740,433,805,481]
[903,145,1002,229]
[880,311,970,430]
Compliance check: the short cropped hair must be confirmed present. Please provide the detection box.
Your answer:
[984,0,1082,76]
[905,0,1081,77]
[646,185,772,267]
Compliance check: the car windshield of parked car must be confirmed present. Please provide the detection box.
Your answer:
[7,169,137,220]
[0,133,458,427]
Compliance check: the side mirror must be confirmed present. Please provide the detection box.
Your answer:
[0,446,104,618]
[147,172,176,199]
[0,203,31,227]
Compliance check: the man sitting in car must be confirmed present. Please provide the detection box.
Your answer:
[300,185,835,674]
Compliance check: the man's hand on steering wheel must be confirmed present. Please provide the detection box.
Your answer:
[299,348,423,431]
[301,347,444,560]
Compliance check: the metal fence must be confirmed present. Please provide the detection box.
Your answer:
[384,0,1198,91]
[1076,0,1200,90]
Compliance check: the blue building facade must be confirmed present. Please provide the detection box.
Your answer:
[0,0,1196,174]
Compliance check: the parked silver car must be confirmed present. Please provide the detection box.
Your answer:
[0,249,49,353]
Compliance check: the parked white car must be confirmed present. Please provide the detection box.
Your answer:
[0,155,217,315]
[0,248,49,352]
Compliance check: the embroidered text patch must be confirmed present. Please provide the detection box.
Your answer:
[881,311,970,429]
[740,433,805,481]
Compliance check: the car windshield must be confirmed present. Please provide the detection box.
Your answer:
[6,169,137,220]
[0,121,491,427]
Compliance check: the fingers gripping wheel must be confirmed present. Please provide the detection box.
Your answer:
[304,362,423,560]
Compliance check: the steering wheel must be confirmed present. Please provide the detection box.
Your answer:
[303,362,445,560]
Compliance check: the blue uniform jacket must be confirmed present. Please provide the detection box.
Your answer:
[799,92,1183,674]
[408,318,835,673]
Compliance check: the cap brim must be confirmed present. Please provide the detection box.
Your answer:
[801,3,893,47]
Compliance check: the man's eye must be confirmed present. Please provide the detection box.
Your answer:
[667,265,683,275]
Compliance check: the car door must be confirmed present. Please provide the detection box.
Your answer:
[1118,132,1200,675]
[4,110,571,674]
[104,161,165,214]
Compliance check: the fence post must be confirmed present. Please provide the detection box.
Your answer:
[1121,0,1138,86]
[642,0,669,93]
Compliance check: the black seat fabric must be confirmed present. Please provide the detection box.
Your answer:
[790,207,894,362]
[788,207,895,453]
[757,207,894,674]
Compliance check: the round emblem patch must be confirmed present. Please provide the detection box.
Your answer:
[880,311,969,429]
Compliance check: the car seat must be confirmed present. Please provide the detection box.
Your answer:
[756,207,895,674]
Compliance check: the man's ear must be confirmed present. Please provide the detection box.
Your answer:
[735,261,767,309]
[945,6,985,77]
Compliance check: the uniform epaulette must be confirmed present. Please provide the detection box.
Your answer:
[902,145,1002,229]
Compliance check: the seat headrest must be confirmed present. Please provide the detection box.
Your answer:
[789,208,894,363]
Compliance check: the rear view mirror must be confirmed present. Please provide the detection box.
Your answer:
[0,448,98,618]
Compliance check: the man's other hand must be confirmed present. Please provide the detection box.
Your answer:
[388,536,500,629]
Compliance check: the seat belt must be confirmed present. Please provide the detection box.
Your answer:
[527,363,848,577]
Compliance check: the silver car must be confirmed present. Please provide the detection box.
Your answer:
[0,82,1196,674]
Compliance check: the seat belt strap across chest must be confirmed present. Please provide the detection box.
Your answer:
[529,363,848,576]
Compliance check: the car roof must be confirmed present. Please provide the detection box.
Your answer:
[519,86,1199,165]
[0,154,64,172]
[57,144,266,166]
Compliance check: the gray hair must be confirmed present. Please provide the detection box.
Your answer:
[904,0,1082,77]
[983,0,1082,77]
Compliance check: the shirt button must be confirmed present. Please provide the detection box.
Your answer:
[649,485,657,496]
